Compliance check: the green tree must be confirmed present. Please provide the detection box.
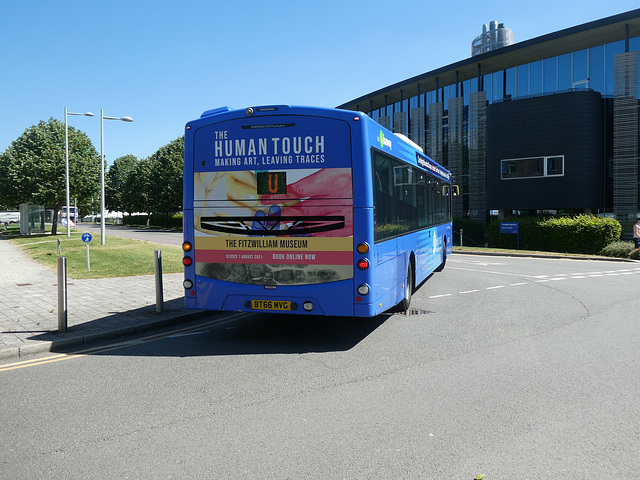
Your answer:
[147,136,184,225]
[124,156,154,217]
[0,118,100,234]
[106,154,139,215]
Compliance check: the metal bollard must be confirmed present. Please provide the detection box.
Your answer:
[57,257,67,332]
[154,250,164,313]
[460,228,464,247]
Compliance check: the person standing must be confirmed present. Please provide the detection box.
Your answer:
[629,217,640,258]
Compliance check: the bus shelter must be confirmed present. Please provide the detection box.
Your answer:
[19,202,45,235]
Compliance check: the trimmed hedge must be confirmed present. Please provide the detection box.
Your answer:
[488,215,622,254]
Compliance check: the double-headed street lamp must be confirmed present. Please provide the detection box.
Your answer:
[64,108,94,238]
[100,110,134,245]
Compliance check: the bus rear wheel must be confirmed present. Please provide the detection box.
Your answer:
[395,263,413,312]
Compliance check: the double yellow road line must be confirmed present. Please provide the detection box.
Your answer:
[0,314,243,373]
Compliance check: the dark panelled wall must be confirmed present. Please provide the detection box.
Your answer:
[486,91,604,210]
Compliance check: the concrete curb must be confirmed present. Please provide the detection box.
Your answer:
[0,311,209,360]
[452,250,638,262]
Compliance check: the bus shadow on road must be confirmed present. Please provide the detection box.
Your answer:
[65,311,392,358]
[196,313,391,356]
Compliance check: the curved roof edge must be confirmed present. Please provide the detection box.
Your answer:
[337,8,640,111]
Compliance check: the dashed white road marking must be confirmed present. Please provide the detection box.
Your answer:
[448,266,545,279]
[427,266,640,300]
[449,259,507,267]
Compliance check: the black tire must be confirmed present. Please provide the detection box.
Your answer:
[395,263,413,312]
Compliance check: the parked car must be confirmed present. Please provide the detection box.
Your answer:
[0,211,20,224]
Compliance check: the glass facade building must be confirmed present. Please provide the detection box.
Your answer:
[338,9,640,231]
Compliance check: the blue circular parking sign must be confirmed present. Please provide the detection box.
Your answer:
[81,232,92,243]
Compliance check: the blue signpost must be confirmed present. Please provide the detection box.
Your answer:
[499,222,519,249]
[82,232,92,271]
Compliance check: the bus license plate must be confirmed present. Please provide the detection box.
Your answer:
[251,300,292,311]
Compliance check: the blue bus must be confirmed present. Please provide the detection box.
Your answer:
[182,105,454,317]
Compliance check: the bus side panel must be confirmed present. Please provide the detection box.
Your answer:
[370,223,451,314]
[372,238,400,313]
[433,222,453,264]
[351,117,379,317]
[352,206,376,316]
[410,229,434,286]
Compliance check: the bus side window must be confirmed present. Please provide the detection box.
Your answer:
[373,153,394,239]
[375,172,383,192]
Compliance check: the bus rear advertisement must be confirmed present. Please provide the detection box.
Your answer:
[182,105,453,317]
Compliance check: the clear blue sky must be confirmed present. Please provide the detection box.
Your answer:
[1,1,637,164]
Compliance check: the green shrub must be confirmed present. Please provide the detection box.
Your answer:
[600,241,636,258]
[488,215,622,254]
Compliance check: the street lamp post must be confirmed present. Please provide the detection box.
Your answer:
[100,109,134,245]
[64,108,94,238]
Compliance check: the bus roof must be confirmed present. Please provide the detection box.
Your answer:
[187,105,451,181]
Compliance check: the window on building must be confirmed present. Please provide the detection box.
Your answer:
[589,45,605,94]
[605,40,625,94]
[484,73,494,102]
[501,156,565,179]
[558,53,572,90]
[517,64,529,97]
[544,57,557,92]
[505,67,516,98]
[546,156,564,176]
[493,70,503,100]
[573,49,588,87]
[630,36,640,93]
[530,60,543,95]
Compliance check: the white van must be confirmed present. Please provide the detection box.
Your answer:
[0,211,20,224]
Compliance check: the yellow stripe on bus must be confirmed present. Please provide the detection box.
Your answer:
[194,235,353,251]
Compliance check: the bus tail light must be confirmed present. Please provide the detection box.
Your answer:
[183,256,193,266]
[183,279,193,290]
[356,242,369,254]
[303,301,314,312]
[357,258,369,270]
[182,241,192,252]
[357,284,370,296]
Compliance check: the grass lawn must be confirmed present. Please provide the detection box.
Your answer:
[8,230,183,280]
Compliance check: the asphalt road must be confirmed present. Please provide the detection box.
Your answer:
[1,254,639,479]
[77,223,183,246]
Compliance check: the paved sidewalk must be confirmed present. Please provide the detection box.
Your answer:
[0,236,202,360]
